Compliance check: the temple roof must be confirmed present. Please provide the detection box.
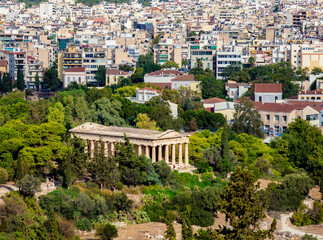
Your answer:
[70,122,187,141]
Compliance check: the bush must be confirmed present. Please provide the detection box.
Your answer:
[302,234,318,240]
[76,218,92,232]
[190,208,214,227]
[16,174,41,197]
[95,222,118,240]
[0,168,8,184]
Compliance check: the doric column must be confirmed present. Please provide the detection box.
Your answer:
[165,145,169,163]
[137,145,142,156]
[158,145,162,161]
[178,143,183,165]
[110,142,115,157]
[145,146,150,158]
[172,144,176,165]
[104,141,109,157]
[90,140,95,158]
[152,146,156,162]
[184,143,189,166]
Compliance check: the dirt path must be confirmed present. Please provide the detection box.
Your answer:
[279,213,323,239]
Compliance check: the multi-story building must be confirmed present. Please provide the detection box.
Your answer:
[57,47,83,81]
[189,46,217,71]
[63,67,86,88]
[153,43,182,67]
[170,74,200,92]
[106,69,130,86]
[9,51,27,81]
[214,50,242,79]
[298,89,323,101]
[83,48,107,84]
[256,102,320,135]
[26,57,43,90]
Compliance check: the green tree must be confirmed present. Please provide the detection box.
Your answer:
[232,97,264,138]
[182,59,188,68]
[17,66,25,91]
[16,174,41,197]
[130,67,144,83]
[164,219,177,240]
[46,208,59,240]
[95,222,118,240]
[311,67,323,75]
[200,74,226,99]
[1,73,12,93]
[135,113,158,130]
[219,168,276,239]
[43,65,61,91]
[136,53,161,75]
[162,61,179,69]
[35,73,40,90]
[222,63,242,81]
[181,211,193,240]
[119,64,134,72]
[0,167,8,184]
[95,66,107,85]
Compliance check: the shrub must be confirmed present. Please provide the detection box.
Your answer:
[302,234,318,240]
[16,174,41,197]
[95,222,118,240]
[0,168,8,184]
[76,218,92,232]
[190,208,214,227]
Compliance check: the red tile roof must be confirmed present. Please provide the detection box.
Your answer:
[225,82,249,88]
[286,100,323,112]
[106,69,129,75]
[65,67,85,73]
[139,87,161,93]
[203,97,226,104]
[171,74,195,82]
[256,103,297,113]
[147,70,182,76]
[299,89,323,95]
[148,82,172,89]
[254,83,282,93]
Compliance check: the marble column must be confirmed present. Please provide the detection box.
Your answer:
[172,144,176,165]
[104,141,109,157]
[165,144,169,163]
[90,140,94,158]
[152,146,156,162]
[137,145,142,155]
[110,142,115,156]
[158,145,162,161]
[145,146,150,159]
[178,143,183,165]
[184,143,189,166]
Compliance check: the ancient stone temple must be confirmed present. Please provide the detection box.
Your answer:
[70,122,190,166]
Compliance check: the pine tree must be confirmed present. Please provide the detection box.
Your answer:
[218,124,232,177]
[219,168,277,239]
[16,157,23,181]
[181,211,193,240]
[47,208,59,240]
[17,66,25,91]
[164,220,177,240]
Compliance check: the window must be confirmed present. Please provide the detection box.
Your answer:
[78,77,81,83]
[283,126,287,132]
[274,126,280,132]
[275,115,279,121]
[67,77,70,84]
[259,96,262,101]
[207,63,210,68]
[275,96,278,101]
[266,115,270,121]
[283,116,287,122]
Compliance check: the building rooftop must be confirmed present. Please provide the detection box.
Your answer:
[254,83,282,93]
[203,97,226,104]
[171,74,195,82]
[65,66,86,72]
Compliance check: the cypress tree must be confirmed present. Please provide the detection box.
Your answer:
[181,211,193,240]
[164,220,177,240]
[47,208,59,240]
[35,73,40,90]
[17,66,25,91]
[16,157,23,181]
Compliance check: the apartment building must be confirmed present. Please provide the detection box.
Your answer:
[214,50,242,79]
[189,46,216,71]
[83,48,107,83]
[57,47,83,81]
[290,43,323,70]
[298,89,323,101]
[256,102,319,135]
[9,51,27,81]
[153,44,182,67]
[26,57,43,90]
